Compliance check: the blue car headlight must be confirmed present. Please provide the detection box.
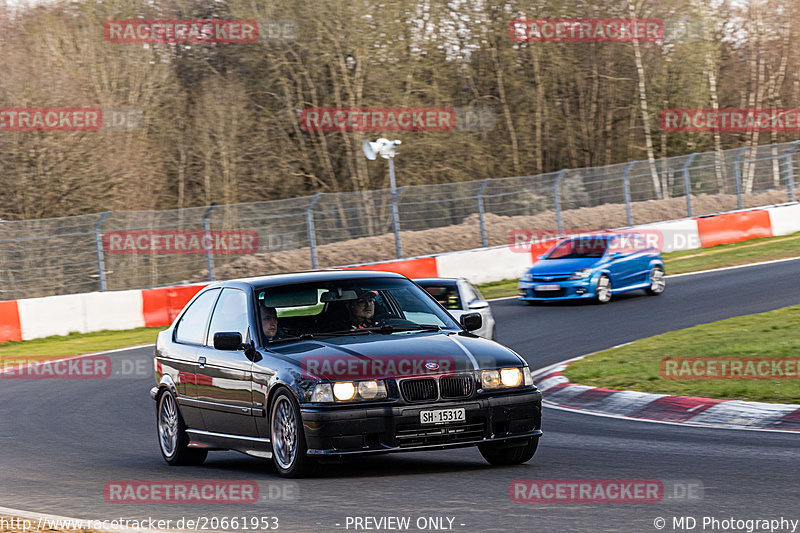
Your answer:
[521,273,533,282]
[569,268,592,280]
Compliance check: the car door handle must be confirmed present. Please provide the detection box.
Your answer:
[198,357,206,368]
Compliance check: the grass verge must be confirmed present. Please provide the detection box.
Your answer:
[0,326,161,358]
[562,305,800,404]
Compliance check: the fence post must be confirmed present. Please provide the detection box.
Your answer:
[477,179,490,248]
[681,153,698,217]
[732,146,747,210]
[94,211,111,291]
[781,141,799,203]
[203,202,216,281]
[306,193,322,269]
[553,169,566,234]
[621,161,636,226]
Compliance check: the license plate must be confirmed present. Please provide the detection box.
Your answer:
[535,284,561,291]
[420,408,466,424]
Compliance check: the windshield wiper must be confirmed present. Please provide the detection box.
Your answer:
[269,330,373,344]
[359,324,442,333]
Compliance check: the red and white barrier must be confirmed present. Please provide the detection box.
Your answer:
[1,203,799,343]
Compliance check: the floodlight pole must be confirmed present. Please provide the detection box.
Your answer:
[387,157,403,258]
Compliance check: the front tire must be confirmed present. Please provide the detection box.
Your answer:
[646,266,666,295]
[270,389,316,478]
[157,389,207,466]
[479,437,538,466]
[594,274,612,304]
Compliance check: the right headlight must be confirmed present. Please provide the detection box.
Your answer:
[311,380,388,402]
[521,273,533,282]
[569,268,592,280]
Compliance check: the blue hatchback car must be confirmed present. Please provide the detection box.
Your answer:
[518,233,665,304]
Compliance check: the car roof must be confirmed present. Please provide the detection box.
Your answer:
[206,269,409,291]
[413,277,462,283]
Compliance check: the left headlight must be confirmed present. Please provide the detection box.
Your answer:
[520,273,533,282]
[311,380,388,402]
[481,367,528,389]
[569,268,592,280]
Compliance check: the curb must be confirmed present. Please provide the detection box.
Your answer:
[532,356,800,433]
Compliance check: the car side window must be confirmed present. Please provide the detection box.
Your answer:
[207,288,250,346]
[174,289,220,345]
[460,282,478,308]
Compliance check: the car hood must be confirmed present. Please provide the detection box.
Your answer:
[264,332,525,380]
[528,257,601,275]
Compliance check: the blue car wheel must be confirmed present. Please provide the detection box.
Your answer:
[646,266,666,296]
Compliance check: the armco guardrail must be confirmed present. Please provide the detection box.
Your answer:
[2,202,799,343]
[1,141,799,300]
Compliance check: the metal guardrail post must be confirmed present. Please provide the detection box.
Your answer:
[621,161,636,226]
[477,179,490,247]
[305,193,322,269]
[732,146,747,210]
[681,153,698,217]
[388,157,404,259]
[202,202,216,281]
[781,141,799,203]
[94,211,111,291]
[553,169,566,234]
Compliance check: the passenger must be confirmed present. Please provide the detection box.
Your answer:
[261,305,279,342]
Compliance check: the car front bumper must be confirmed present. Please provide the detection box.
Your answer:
[518,279,596,301]
[300,389,542,456]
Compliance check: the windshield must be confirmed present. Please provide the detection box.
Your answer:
[546,236,610,259]
[255,277,461,345]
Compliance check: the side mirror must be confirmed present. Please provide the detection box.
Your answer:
[537,254,547,260]
[467,300,489,310]
[213,331,243,351]
[460,312,482,332]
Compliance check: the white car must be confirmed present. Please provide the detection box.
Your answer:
[414,277,496,340]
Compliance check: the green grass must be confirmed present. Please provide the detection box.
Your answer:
[562,305,800,404]
[0,326,161,358]
[2,231,799,359]
[474,230,800,299]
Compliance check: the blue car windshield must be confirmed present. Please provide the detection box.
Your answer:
[546,237,609,259]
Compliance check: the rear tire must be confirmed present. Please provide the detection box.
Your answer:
[157,390,207,466]
[479,437,538,466]
[270,389,317,478]
[646,266,666,296]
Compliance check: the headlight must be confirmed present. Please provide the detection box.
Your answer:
[481,368,525,389]
[311,380,388,402]
[569,268,592,280]
[521,273,533,282]
[332,382,356,401]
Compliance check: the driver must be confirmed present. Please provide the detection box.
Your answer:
[346,289,378,329]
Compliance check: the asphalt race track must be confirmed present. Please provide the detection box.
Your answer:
[2,259,799,532]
